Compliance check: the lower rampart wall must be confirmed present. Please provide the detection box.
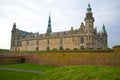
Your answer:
[0,57,22,64]
[0,48,120,66]
[22,52,120,66]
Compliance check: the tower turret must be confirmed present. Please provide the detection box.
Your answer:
[101,24,108,49]
[46,14,52,36]
[101,24,107,34]
[84,3,94,34]
[84,3,95,49]
[11,22,17,50]
[85,3,94,21]
[12,22,17,32]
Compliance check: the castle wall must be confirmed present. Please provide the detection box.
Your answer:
[11,33,108,51]
[49,38,59,50]
[17,36,89,51]
[39,39,47,51]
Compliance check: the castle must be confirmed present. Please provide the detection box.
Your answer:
[11,4,108,51]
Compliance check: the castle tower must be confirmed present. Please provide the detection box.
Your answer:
[11,22,17,50]
[46,14,52,36]
[101,24,108,49]
[84,3,94,49]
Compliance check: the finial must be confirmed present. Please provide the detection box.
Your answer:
[87,3,92,13]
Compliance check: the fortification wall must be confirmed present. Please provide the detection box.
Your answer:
[22,52,120,66]
[0,49,120,66]
[0,57,22,64]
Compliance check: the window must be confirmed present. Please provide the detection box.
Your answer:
[27,41,29,46]
[57,33,59,35]
[40,35,42,37]
[47,40,49,45]
[19,41,21,46]
[89,36,91,40]
[18,36,20,40]
[17,41,19,46]
[12,41,15,47]
[59,47,63,50]
[47,47,49,50]
[36,40,39,45]
[80,37,84,43]
[60,38,63,44]
[36,47,39,51]
[59,38,63,49]
[80,46,84,49]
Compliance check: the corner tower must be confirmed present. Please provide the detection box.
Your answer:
[84,3,94,32]
[46,14,52,36]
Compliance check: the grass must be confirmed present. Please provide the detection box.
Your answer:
[0,70,38,80]
[1,64,120,80]
[0,49,10,51]
[0,63,56,80]
[0,63,56,71]
[0,49,10,53]
[32,65,120,80]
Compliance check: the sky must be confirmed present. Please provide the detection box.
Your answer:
[0,0,120,49]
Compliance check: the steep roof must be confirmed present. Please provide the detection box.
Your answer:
[19,30,30,37]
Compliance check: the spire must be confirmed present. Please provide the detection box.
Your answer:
[87,3,92,13]
[12,22,16,32]
[48,12,51,23]
[102,24,107,33]
[13,22,16,28]
[46,13,52,35]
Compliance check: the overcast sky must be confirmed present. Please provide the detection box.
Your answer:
[0,0,120,49]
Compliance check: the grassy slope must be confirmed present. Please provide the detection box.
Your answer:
[33,66,120,80]
[0,70,37,80]
[0,63,56,80]
[0,63,56,71]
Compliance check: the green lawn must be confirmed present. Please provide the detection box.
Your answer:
[1,64,120,80]
[0,63,56,71]
[33,66,120,80]
[0,70,38,80]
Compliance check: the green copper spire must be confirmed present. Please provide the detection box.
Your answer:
[87,3,92,13]
[102,24,107,33]
[47,13,52,35]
